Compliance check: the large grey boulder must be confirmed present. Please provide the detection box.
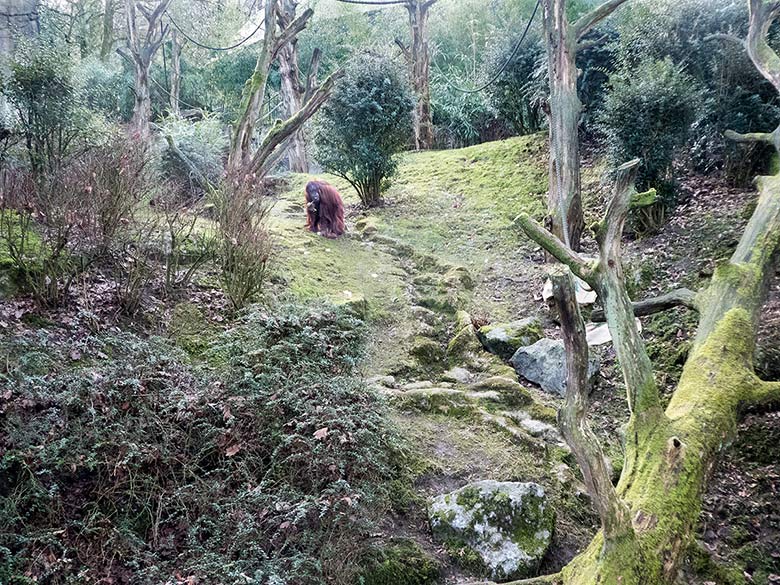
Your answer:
[477,317,543,360]
[509,338,599,396]
[428,480,554,581]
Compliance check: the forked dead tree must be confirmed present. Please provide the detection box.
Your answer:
[513,164,780,583]
[119,0,174,140]
[336,0,439,150]
[228,0,342,176]
[277,0,322,172]
[501,2,780,581]
[542,0,631,251]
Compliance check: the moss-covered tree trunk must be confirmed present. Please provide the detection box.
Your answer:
[514,164,780,585]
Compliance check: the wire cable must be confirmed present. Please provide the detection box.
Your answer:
[165,10,264,52]
[435,0,540,94]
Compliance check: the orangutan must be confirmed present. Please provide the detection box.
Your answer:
[304,180,345,239]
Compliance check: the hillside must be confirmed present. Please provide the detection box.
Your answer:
[2,134,779,584]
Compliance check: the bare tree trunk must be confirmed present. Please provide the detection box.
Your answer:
[407,0,436,150]
[277,0,308,172]
[552,265,634,545]
[121,0,174,140]
[169,28,182,116]
[541,0,630,251]
[100,0,114,60]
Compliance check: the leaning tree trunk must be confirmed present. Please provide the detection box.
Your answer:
[277,0,308,173]
[541,0,630,251]
[407,0,436,150]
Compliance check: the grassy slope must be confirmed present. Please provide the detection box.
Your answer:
[269,134,548,323]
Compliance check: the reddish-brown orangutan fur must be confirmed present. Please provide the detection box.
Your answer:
[305,180,345,239]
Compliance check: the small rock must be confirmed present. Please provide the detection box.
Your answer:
[366,375,396,388]
[410,337,445,364]
[355,216,379,236]
[469,376,533,407]
[509,338,600,397]
[411,305,437,325]
[428,480,554,581]
[477,317,543,360]
[391,387,475,416]
[441,367,474,384]
[404,380,434,390]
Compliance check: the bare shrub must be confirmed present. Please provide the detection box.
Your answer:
[0,167,90,307]
[79,133,153,253]
[212,170,272,311]
[155,187,217,295]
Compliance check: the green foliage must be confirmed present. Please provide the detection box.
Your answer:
[358,539,440,585]
[78,55,133,121]
[609,0,780,182]
[158,113,228,197]
[598,58,702,204]
[313,54,413,207]
[483,37,546,138]
[4,39,108,176]
[0,303,404,584]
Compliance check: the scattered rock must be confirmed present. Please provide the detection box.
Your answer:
[441,367,474,384]
[477,317,543,360]
[355,216,380,236]
[389,387,476,416]
[509,411,562,443]
[404,380,434,390]
[411,305,437,325]
[428,480,554,581]
[410,337,445,365]
[366,375,396,388]
[447,323,482,357]
[443,265,474,290]
[337,292,370,319]
[509,338,600,396]
[468,376,533,407]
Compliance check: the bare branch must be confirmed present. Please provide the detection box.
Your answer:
[552,266,634,544]
[595,159,662,423]
[746,0,780,93]
[513,213,595,285]
[751,380,780,406]
[272,7,313,60]
[334,0,406,5]
[598,158,640,253]
[591,288,698,322]
[249,68,344,175]
[577,33,609,52]
[572,0,631,41]
[704,32,747,50]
